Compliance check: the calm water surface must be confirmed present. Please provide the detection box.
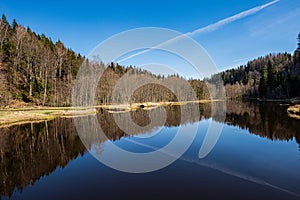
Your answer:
[1,102,300,200]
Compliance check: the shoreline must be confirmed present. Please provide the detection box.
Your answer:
[105,99,224,112]
[0,108,97,128]
[0,100,223,128]
[1,100,299,127]
[287,104,300,119]
[254,97,300,104]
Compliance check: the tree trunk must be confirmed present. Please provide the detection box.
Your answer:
[28,56,33,97]
[0,25,8,49]
[43,64,47,106]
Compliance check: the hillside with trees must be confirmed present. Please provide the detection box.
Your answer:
[0,14,83,106]
[0,15,214,107]
[0,15,300,107]
[214,34,300,99]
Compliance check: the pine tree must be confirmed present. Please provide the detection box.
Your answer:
[12,19,18,31]
[259,64,268,98]
[0,14,10,49]
[295,32,300,63]
[267,60,276,92]
[297,32,300,51]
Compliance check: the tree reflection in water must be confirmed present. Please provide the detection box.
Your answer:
[0,102,299,197]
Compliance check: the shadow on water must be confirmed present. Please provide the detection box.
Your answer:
[0,101,299,198]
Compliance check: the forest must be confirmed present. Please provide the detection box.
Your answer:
[0,15,300,107]
[212,38,300,99]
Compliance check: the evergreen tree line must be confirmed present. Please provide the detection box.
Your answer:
[213,34,300,99]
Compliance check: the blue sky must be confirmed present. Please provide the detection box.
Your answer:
[0,0,300,77]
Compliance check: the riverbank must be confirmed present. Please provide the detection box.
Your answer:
[104,100,222,113]
[255,97,300,104]
[0,107,97,127]
[287,104,300,119]
[0,100,223,127]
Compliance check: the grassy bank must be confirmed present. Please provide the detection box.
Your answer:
[0,100,223,127]
[287,105,300,119]
[0,107,97,127]
[104,100,223,113]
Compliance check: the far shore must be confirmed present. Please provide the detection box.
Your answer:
[1,99,298,128]
[255,97,300,104]
[0,100,223,128]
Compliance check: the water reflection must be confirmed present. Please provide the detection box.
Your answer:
[0,102,299,198]
[224,101,300,145]
[0,119,86,198]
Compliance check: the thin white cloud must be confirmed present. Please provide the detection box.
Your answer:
[233,58,250,63]
[186,0,280,36]
[116,0,280,63]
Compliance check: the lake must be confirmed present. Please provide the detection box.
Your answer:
[1,102,300,200]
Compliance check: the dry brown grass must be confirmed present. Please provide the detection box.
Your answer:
[287,105,300,119]
[105,100,223,113]
[0,100,222,127]
[0,108,97,127]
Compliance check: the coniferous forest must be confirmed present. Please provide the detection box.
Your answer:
[0,15,300,107]
[216,50,300,99]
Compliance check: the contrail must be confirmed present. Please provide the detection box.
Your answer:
[116,0,280,63]
[186,0,280,36]
[123,137,300,198]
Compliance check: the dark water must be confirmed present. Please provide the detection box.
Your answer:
[1,102,300,200]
